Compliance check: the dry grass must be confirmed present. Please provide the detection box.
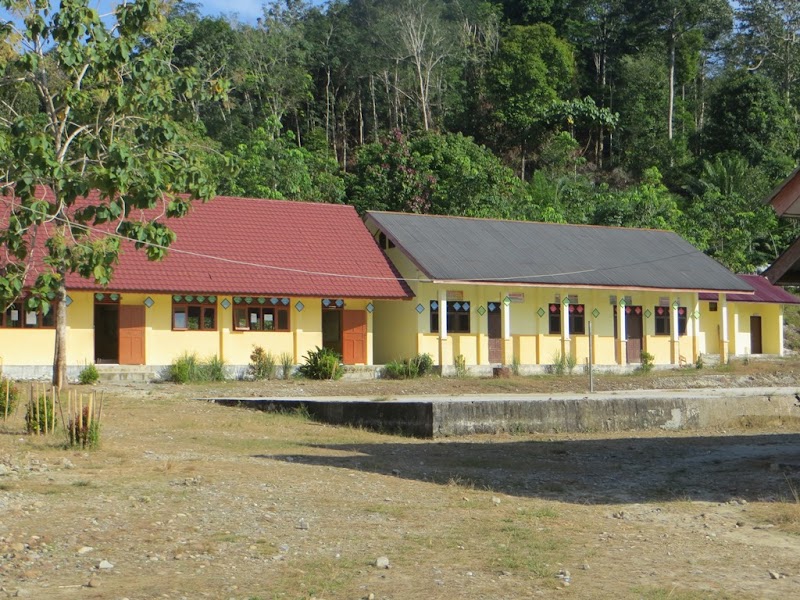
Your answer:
[2,374,800,598]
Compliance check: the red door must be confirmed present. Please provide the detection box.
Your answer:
[625,307,644,363]
[342,310,367,365]
[119,305,146,365]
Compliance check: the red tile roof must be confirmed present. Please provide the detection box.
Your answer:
[1,190,412,299]
[698,275,800,304]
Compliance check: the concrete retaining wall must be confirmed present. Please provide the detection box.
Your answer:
[208,391,800,438]
[432,394,798,436]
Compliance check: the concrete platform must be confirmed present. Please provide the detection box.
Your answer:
[205,386,800,438]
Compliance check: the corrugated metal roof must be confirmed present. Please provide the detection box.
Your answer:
[1,191,413,299]
[699,275,800,304]
[366,212,753,293]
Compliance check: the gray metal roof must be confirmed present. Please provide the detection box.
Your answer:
[366,212,753,293]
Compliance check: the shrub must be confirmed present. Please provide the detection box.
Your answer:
[279,352,294,379]
[68,404,101,449]
[695,353,704,370]
[26,393,55,434]
[453,354,467,378]
[382,353,435,379]
[412,353,434,376]
[565,352,577,375]
[78,363,100,385]
[511,355,521,376]
[249,346,276,380]
[203,355,227,382]
[638,351,655,374]
[550,351,566,376]
[168,353,227,383]
[0,377,19,418]
[298,346,343,380]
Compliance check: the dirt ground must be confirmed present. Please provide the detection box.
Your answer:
[3,360,800,599]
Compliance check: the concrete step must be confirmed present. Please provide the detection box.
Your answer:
[95,365,160,382]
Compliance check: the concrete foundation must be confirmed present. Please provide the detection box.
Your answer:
[206,388,800,438]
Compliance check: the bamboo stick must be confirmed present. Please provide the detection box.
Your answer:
[4,378,8,421]
[78,394,84,447]
[51,386,56,433]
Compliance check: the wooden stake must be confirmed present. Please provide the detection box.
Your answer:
[4,378,9,421]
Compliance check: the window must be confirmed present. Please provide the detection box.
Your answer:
[709,302,718,312]
[654,306,688,336]
[548,303,586,335]
[2,300,55,329]
[233,306,290,332]
[654,305,670,335]
[430,300,471,334]
[173,302,216,331]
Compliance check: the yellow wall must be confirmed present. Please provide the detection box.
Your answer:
[368,258,723,367]
[1,291,383,368]
[698,301,784,357]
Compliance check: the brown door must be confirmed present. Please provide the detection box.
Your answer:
[487,304,502,363]
[625,307,644,363]
[119,305,146,365]
[342,310,367,365]
[750,315,762,354]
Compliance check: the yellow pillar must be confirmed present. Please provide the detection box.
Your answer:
[719,294,729,364]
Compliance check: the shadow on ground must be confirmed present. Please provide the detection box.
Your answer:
[255,432,800,505]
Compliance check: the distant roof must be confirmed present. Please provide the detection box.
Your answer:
[699,275,800,304]
[366,211,752,293]
[2,191,412,299]
[764,166,800,218]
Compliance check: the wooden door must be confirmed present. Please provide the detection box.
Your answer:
[342,310,367,365]
[119,305,146,365]
[487,305,502,363]
[750,315,763,354]
[625,307,644,363]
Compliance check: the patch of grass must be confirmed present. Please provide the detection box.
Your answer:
[453,354,467,378]
[633,587,740,599]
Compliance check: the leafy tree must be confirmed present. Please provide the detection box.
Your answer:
[701,70,797,178]
[681,154,780,271]
[218,119,345,203]
[0,0,223,386]
[734,0,800,106]
[485,23,576,178]
[347,129,526,217]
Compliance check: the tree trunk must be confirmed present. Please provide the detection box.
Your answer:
[52,274,67,389]
[370,74,379,143]
[668,35,675,141]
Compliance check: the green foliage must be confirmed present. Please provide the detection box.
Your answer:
[702,70,797,177]
[565,352,577,375]
[217,122,345,203]
[68,405,101,449]
[638,351,655,374]
[249,346,277,381]
[25,394,55,435]
[382,353,434,379]
[298,346,343,380]
[453,354,468,378]
[78,363,100,385]
[695,354,704,370]
[348,130,526,217]
[0,377,18,417]
[511,355,521,376]
[168,353,227,383]
[0,0,226,386]
[279,352,294,380]
[550,351,566,376]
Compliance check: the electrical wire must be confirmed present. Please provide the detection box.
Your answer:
[2,197,714,286]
